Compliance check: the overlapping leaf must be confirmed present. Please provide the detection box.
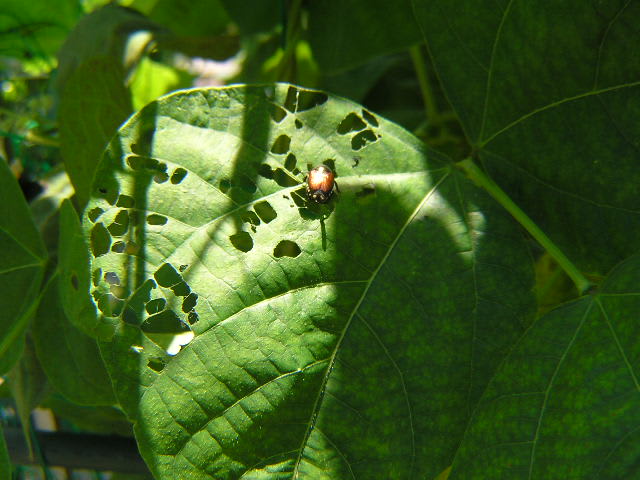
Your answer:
[0,160,46,374]
[83,84,535,478]
[412,0,640,274]
[450,254,640,479]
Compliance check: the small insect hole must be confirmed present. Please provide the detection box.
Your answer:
[270,134,291,154]
[229,232,254,253]
[273,240,301,258]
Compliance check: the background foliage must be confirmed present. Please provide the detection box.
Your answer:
[1,1,638,479]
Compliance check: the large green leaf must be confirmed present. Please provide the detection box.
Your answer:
[412,0,640,274]
[308,0,422,72]
[56,4,156,206]
[0,160,46,374]
[85,84,535,478]
[450,253,640,479]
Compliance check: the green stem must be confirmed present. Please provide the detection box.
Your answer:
[457,158,593,294]
[409,45,438,122]
[276,0,303,81]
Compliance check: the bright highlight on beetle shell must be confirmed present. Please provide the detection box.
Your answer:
[306,165,336,203]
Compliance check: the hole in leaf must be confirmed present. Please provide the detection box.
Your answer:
[362,109,379,127]
[284,153,297,171]
[284,86,298,112]
[352,156,361,168]
[241,211,261,226]
[270,135,291,154]
[107,210,130,237]
[95,184,118,205]
[274,240,301,258]
[219,178,231,193]
[297,91,328,112]
[254,201,277,223]
[323,159,337,173]
[171,168,188,184]
[230,232,253,252]
[111,241,126,253]
[90,223,111,257]
[258,164,274,180]
[270,104,287,123]
[116,194,135,208]
[273,168,299,187]
[154,172,169,183]
[147,358,165,372]
[295,119,303,129]
[179,264,189,272]
[337,113,366,134]
[147,214,168,225]
[127,155,167,175]
[146,298,166,314]
[182,293,198,313]
[88,207,104,223]
[351,129,378,150]
[104,271,121,285]
[172,281,191,297]
[70,274,78,290]
[291,188,307,207]
[142,310,188,333]
[188,310,199,324]
[154,263,182,288]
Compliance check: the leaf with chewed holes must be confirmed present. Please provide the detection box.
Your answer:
[85,84,535,479]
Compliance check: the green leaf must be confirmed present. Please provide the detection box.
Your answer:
[0,0,80,68]
[0,160,46,374]
[220,0,279,35]
[149,0,229,37]
[32,272,115,406]
[44,392,132,436]
[308,0,422,72]
[58,199,110,339]
[56,4,155,206]
[7,336,48,456]
[86,84,535,478]
[450,254,640,479]
[412,1,640,274]
[0,424,11,479]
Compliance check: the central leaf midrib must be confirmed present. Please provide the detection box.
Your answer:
[291,170,451,476]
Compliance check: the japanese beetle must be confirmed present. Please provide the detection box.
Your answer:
[306,165,337,203]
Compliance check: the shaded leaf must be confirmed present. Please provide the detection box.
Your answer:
[0,160,46,374]
[86,84,535,478]
[32,272,115,406]
[450,254,640,479]
[412,0,640,274]
[308,0,422,72]
[0,424,10,479]
[56,4,157,206]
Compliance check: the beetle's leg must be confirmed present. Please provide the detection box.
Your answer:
[334,181,340,193]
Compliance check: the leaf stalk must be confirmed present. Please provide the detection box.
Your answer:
[457,158,593,294]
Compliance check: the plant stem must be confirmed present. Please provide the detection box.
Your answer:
[409,45,438,122]
[457,158,593,294]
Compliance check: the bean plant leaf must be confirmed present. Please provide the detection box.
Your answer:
[85,84,535,478]
[308,0,422,72]
[32,271,115,406]
[0,160,46,374]
[57,4,157,206]
[0,424,10,479]
[450,253,640,479]
[412,0,640,274]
